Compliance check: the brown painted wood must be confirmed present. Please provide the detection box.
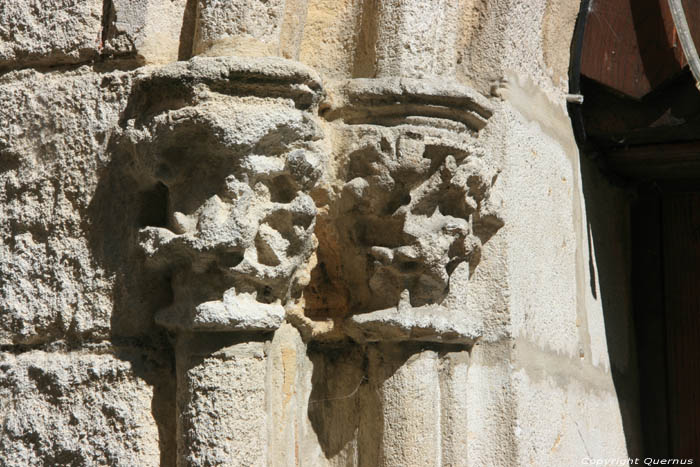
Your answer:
[632,188,669,457]
[662,192,700,460]
[607,141,700,179]
[581,0,700,99]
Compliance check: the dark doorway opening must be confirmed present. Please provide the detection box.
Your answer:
[571,0,700,459]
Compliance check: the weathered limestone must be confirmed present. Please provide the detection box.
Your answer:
[298,343,470,467]
[327,117,498,299]
[368,345,470,466]
[488,65,633,463]
[308,118,501,316]
[192,0,310,59]
[297,0,473,80]
[372,0,464,78]
[123,56,325,332]
[176,334,269,466]
[193,0,285,57]
[0,69,131,345]
[0,0,103,69]
[511,351,628,465]
[457,0,580,97]
[0,350,162,466]
[116,55,327,465]
[325,77,493,129]
[103,0,189,64]
[291,10,502,461]
[300,16,503,349]
[346,304,479,344]
[0,0,638,465]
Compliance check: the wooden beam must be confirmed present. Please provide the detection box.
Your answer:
[607,140,700,179]
[581,0,700,99]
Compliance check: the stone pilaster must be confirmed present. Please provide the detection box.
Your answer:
[192,0,310,58]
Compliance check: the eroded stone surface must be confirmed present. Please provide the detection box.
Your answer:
[345,302,479,344]
[303,343,471,466]
[119,57,326,332]
[373,0,463,78]
[0,1,634,465]
[0,350,161,466]
[104,0,188,64]
[512,367,628,465]
[177,335,268,466]
[306,96,502,327]
[0,0,102,69]
[371,347,443,466]
[0,69,131,345]
[193,0,287,57]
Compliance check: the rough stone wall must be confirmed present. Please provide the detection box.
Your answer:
[0,1,635,466]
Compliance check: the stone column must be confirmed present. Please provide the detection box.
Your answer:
[366,344,470,466]
[192,0,309,58]
[176,333,270,466]
[122,57,325,466]
[306,75,496,465]
[373,0,464,78]
[296,2,501,463]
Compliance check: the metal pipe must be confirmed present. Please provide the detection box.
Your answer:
[668,0,700,90]
[567,0,592,145]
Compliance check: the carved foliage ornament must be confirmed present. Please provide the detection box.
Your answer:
[122,57,325,332]
[306,78,503,343]
[124,58,503,341]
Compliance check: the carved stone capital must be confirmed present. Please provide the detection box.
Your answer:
[122,56,326,333]
[300,77,504,344]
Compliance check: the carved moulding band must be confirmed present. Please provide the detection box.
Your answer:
[322,77,493,132]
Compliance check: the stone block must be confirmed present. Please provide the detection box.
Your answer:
[104,0,188,64]
[512,368,628,465]
[0,350,160,466]
[0,69,134,345]
[0,0,102,69]
[486,94,580,357]
[374,0,462,78]
[192,0,286,57]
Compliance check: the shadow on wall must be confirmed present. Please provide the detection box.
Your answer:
[307,341,470,464]
[579,153,642,457]
[307,343,373,461]
[86,87,178,467]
